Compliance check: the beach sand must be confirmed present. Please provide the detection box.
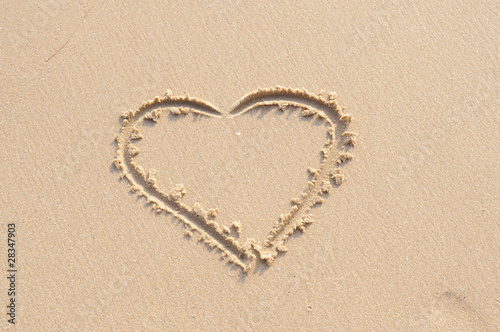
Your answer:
[0,0,498,330]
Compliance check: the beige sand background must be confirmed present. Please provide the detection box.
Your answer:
[0,0,498,330]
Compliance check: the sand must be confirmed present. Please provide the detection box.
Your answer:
[0,0,498,331]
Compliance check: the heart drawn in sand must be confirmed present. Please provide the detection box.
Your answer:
[114,86,356,272]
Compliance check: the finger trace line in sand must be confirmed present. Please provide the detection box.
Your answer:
[114,86,356,272]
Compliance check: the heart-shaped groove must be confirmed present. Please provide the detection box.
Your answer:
[114,86,356,273]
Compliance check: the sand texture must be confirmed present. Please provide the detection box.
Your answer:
[0,0,498,331]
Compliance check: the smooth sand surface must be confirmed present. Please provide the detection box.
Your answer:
[0,1,498,330]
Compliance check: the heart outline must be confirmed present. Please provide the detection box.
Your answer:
[114,86,356,272]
